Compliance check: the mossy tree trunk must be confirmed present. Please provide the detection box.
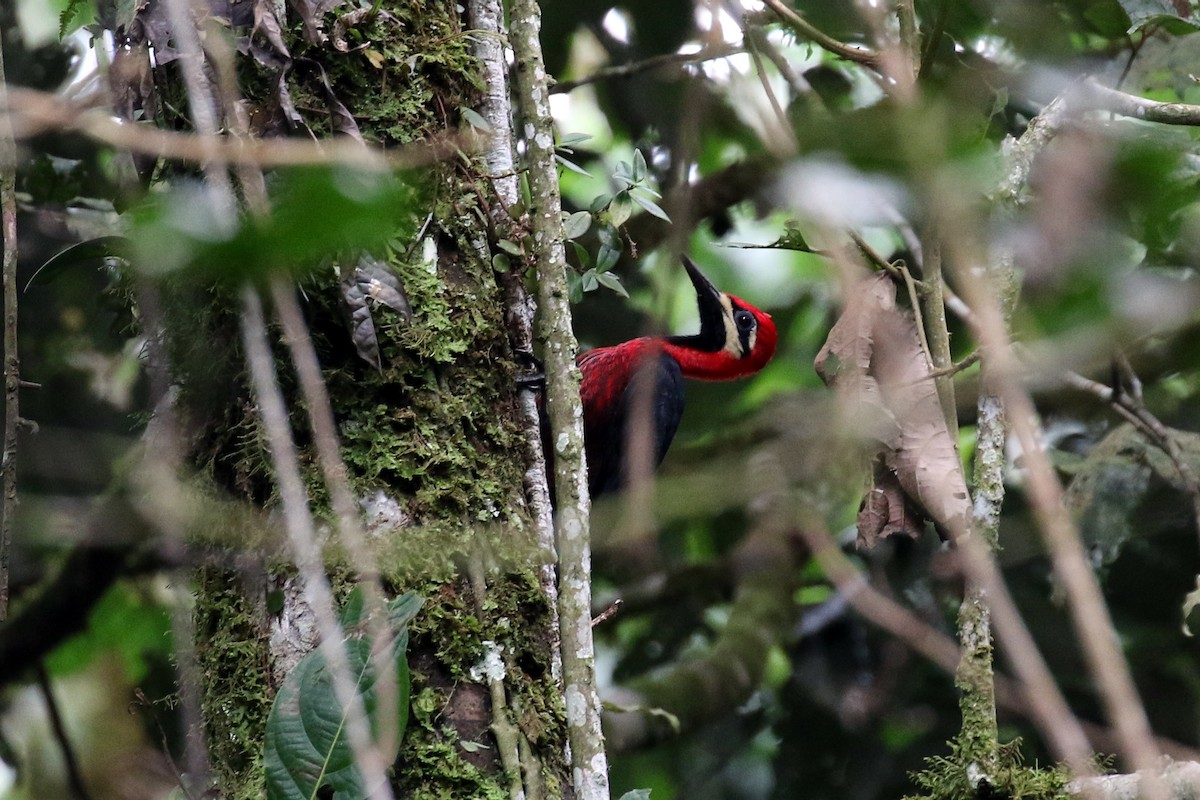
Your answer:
[150,1,573,797]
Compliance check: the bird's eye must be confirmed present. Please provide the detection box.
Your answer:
[734,309,755,332]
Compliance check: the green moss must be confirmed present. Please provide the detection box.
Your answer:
[153,0,572,795]
[906,737,1072,800]
[193,567,274,800]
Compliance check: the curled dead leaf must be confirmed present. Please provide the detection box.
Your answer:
[816,272,971,546]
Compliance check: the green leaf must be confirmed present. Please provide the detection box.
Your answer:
[581,268,599,292]
[618,790,653,800]
[555,154,593,177]
[608,193,633,228]
[632,148,647,182]
[596,240,621,272]
[557,132,593,148]
[630,191,671,222]
[570,240,592,268]
[595,270,628,298]
[1119,0,1200,32]
[492,253,511,273]
[497,238,524,256]
[264,590,422,800]
[128,167,422,282]
[461,107,494,134]
[45,583,171,683]
[567,271,584,303]
[563,210,592,240]
[589,193,612,213]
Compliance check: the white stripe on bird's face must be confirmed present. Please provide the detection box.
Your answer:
[717,294,756,359]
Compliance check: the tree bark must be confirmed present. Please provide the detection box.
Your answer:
[136,0,574,796]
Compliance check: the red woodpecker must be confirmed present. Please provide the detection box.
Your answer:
[578,257,777,497]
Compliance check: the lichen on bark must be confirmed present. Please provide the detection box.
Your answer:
[149,0,572,795]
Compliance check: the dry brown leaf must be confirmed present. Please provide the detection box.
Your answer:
[857,461,926,549]
[816,272,971,545]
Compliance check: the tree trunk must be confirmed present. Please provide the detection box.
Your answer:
[145,1,573,796]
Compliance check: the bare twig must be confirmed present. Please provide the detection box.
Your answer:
[0,33,18,622]
[591,599,622,627]
[2,88,460,170]
[957,239,1165,790]
[760,0,881,69]
[920,351,980,382]
[744,29,800,155]
[1064,369,1200,545]
[36,663,93,800]
[1081,78,1200,127]
[551,44,741,93]
[240,288,395,800]
[507,1,608,798]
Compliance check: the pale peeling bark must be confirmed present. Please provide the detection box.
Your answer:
[467,0,560,634]
[0,39,17,622]
[507,1,609,796]
[469,2,563,795]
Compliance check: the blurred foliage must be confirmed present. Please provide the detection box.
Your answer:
[3,0,1200,798]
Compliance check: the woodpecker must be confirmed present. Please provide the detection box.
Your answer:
[578,256,777,497]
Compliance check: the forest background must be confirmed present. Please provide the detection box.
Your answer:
[1,0,1200,798]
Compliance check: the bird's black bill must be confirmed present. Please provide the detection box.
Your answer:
[680,256,728,353]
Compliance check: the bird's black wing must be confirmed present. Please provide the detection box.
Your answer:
[586,351,685,498]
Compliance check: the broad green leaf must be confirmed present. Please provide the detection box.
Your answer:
[608,193,633,228]
[630,191,671,223]
[632,148,647,182]
[1119,0,1200,32]
[45,583,171,683]
[596,240,621,273]
[497,238,524,256]
[461,107,494,133]
[555,154,593,177]
[557,132,592,148]
[128,166,422,282]
[563,210,592,240]
[567,271,584,303]
[264,590,422,800]
[595,270,628,298]
[581,268,599,292]
[570,240,592,268]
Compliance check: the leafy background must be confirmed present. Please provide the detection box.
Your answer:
[2,0,1200,798]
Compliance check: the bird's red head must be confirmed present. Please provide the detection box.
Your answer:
[662,257,778,381]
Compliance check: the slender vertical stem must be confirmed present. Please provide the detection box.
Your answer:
[240,288,395,800]
[467,0,561,635]
[507,0,609,796]
[0,37,19,622]
[36,664,93,800]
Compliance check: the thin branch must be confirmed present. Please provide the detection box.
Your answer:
[1064,369,1200,545]
[508,2,608,799]
[0,32,18,622]
[466,0,561,667]
[551,44,741,93]
[744,26,800,155]
[921,350,979,382]
[1081,78,1200,127]
[760,0,881,69]
[36,663,93,800]
[239,288,395,800]
[796,525,1200,774]
[957,225,1166,794]
[2,87,461,170]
